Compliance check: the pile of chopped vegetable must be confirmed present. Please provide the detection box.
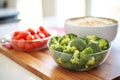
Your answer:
[48,33,110,70]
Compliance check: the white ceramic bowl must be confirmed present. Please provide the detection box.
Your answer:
[64,16,118,42]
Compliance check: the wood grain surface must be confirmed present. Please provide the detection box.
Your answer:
[0,27,120,80]
[0,38,120,80]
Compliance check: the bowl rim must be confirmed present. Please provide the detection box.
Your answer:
[48,46,111,56]
[64,16,118,27]
[4,29,58,42]
[47,39,111,56]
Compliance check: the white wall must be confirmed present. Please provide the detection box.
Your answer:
[56,0,86,26]
[91,0,120,21]
[16,0,43,29]
[42,0,55,17]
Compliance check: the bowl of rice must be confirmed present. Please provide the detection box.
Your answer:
[64,16,118,42]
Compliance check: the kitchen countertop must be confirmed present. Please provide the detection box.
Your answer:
[0,21,120,80]
[0,53,42,80]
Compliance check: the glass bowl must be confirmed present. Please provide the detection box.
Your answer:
[10,37,49,51]
[48,44,111,71]
[4,29,58,52]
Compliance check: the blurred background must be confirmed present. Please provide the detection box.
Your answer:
[0,0,120,27]
[0,1,120,80]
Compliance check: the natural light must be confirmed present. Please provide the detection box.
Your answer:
[16,0,120,28]
[17,0,42,29]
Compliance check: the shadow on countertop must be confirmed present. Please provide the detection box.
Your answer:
[112,76,120,80]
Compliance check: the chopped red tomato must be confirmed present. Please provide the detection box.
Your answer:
[39,26,51,37]
[24,42,34,50]
[11,26,51,51]
[26,34,35,40]
[27,28,36,35]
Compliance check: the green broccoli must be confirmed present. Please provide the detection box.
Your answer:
[80,47,93,57]
[49,36,62,46]
[63,46,77,54]
[60,33,77,46]
[56,45,77,63]
[49,34,110,69]
[70,37,87,51]
[49,36,65,52]
[49,34,78,53]
[65,33,78,40]
[86,35,99,41]
[98,38,109,50]
[84,35,99,44]
[85,56,95,68]
[57,57,63,64]
[87,42,102,53]
[85,35,109,50]
[58,52,73,62]
[50,45,65,52]
[70,50,80,64]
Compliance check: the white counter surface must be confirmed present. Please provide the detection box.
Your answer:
[0,53,42,80]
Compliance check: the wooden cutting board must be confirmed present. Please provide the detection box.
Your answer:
[0,40,120,80]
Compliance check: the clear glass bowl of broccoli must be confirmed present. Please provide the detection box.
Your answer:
[48,34,111,71]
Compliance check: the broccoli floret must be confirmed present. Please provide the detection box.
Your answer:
[60,38,70,46]
[70,50,80,64]
[81,47,93,54]
[86,35,99,41]
[50,45,65,52]
[87,42,102,53]
[80,47,93,57]
[60,53,73,62]
[84,35,99,44]
[65,33,78,39]
[85,35,109,50]
[63,46,77,54]
[57,52,73,63]
[49,36,66,52]
[49,34,77,52]
[87,56,95,65]
[57,57,63,64]
[98,38,109,50]
[49,36,62,46]
[60,33,77,46]
[85,56,95,68]
[70,37,87,51]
